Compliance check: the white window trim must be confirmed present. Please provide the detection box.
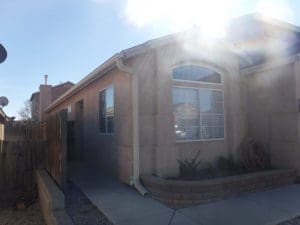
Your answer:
[98,84,115,135]
[171,62,224,85]
[173,85,225,142]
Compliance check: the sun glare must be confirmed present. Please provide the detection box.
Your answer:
[124,0,231,39]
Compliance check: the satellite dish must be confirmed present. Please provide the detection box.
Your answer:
[0,96,9,107]
[0,43,7,63]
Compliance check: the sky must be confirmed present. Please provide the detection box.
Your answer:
[0,0,300,118]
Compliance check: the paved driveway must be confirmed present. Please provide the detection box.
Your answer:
[68,163,300,225]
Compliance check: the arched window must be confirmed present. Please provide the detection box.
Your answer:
[173,65,222,84]
[172,64,224,141]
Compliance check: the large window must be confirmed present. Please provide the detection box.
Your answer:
[99,85,114,134]
[173,65,222,84]
[173,87,224,141]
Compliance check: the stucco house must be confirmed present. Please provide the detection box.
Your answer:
[40,14,300,192]
[30,79,74,122]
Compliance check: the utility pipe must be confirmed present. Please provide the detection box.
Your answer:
[116,53,148,196]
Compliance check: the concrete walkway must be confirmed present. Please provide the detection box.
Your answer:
[68,163,300,225]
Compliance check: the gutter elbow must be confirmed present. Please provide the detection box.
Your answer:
[135,180,148,196]
[116,53,132,74]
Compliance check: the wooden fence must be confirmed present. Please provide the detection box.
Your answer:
[0,121,45,206]
[0,109,68,206]
[45,110,67,190]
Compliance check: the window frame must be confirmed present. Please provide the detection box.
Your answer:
[98,85,115,135]
[172,85,225,143]
[171,62,224,85]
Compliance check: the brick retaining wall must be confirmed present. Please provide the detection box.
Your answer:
[141,169,296,208]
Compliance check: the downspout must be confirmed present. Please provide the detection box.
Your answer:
[116,53,148,196]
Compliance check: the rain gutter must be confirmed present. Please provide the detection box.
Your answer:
[116,53,148,196]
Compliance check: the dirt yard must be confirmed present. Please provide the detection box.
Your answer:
[0,202,45,225]
[0,182,113,225]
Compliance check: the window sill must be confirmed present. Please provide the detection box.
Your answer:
[176,138,225,143]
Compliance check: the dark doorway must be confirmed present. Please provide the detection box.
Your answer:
[74,100,84,161]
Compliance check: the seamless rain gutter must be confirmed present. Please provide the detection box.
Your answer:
[116,53,148,196]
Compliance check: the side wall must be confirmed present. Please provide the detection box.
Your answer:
[47,41,248,182]
[47,69,133,182]
[246,61,300,173]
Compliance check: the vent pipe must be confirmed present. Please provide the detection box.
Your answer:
[44,74,48,85]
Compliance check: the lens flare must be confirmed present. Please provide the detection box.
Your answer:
[124,0,231,38]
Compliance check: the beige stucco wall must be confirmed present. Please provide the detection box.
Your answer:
[47,69,133,183]
[245,61,300,174]
[47,40,248,183]
[131,40,246,178]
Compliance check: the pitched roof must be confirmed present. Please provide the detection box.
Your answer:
[45,13,300,112]
[228,13,300,69]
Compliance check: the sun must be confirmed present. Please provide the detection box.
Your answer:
[124,0,231,38]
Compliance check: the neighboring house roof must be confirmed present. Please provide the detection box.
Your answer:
[45,13,300,113]
[51,81,75,101]
[52,81,74,89]
[30,92,40,101]
[30,81,74,101]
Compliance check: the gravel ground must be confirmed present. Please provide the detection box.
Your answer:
[277,217,300,225]
[0,182,112,225]
[0,202,45,225]
[65,181,113,225]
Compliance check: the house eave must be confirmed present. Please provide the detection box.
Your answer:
[45,54,119,113]
[241,53,300,76]
[45,14,300,113]
[45,34,180,113]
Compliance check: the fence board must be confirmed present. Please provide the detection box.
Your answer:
[45,110,67,190]
[0,121,45,205]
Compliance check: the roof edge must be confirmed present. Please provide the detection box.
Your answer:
[45,53,120,113]
[44,13,300,113]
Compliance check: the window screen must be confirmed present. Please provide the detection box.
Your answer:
[173,87,224,141]
[99,86,114,133]
[173,65,222,83]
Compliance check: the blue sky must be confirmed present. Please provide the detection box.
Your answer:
[0,0,299,117]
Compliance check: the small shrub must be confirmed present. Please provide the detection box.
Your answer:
[206,162,214,177]
[178,151,201,178]
[216,155,241,171]
[239,138,271,171]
